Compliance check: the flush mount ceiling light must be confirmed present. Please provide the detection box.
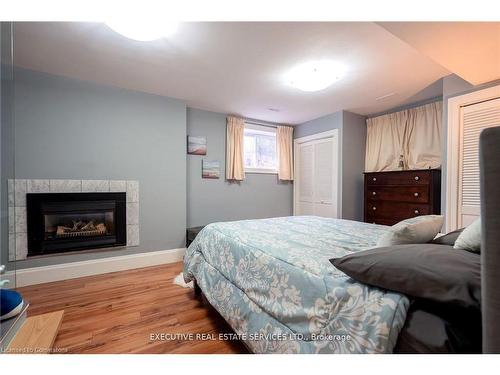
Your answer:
[105,20,179,42]
[284,60,345,92]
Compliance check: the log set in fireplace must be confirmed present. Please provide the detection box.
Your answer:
[27,192,126,256]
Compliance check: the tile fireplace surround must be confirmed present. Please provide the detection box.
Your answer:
[8,179,139,261]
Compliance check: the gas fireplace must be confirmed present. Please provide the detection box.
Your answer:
[26,192,126,256]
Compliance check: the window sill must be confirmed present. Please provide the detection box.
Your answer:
[245,168,278,175]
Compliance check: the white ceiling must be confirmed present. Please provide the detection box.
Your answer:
[13,22,451,124]
[379,22,500,86]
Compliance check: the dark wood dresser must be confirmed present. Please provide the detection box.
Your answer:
[364,169,441,226]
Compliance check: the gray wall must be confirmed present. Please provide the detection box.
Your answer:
[1,24,16,272]
[5,69,295,269]
[294,111,343,139]
[186,108,293,227]
[341,111,367,221]
[294,110,366,221]
[12,68,187,269]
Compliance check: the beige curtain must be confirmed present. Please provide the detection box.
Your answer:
[405,102,443,170]
[365,111,408,172]
[277,126,294,181]
[226,116,245,181]
[365,101,442,172]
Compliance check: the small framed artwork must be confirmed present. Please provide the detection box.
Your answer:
[187,136,207,155]
[202,160,220,179]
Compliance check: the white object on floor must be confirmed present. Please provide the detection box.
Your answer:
[173,272,193,289]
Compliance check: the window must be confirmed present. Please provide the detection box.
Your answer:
[243,123,278,173]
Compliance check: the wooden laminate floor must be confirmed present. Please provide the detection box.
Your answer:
[16,262,248,354]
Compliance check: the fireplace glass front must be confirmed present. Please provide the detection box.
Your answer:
[27,192,126,256]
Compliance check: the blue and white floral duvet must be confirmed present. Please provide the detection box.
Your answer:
[183,216,409,353]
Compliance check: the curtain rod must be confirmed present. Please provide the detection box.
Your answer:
[244,120,278,129]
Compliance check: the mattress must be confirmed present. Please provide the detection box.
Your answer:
[183,216,410,353]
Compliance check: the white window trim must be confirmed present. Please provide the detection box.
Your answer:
[446,84,500,232]
[245,168,278,174]
[243,122,278,175]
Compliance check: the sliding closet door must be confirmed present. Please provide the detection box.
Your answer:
[294,130,339,218]
[458,97,500,227]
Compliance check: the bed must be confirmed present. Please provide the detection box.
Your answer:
[183,126,500,354]
[183,216,409,353]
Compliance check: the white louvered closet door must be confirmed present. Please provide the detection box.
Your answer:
[459,97,500,227]
[295,135,338,218]
[298,143,315,215]
[313,138,336,217]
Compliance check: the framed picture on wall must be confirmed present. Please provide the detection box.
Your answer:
[187,136,207,155]
[202,160,220,179]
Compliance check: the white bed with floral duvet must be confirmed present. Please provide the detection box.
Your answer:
[183,216,410,354]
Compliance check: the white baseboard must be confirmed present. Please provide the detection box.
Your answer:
[2,248,186,288]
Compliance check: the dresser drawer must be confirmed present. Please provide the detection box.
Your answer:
[366,201,430,220]
[364,169,440,226]
[366,171,431,186]
[366,186,429,203]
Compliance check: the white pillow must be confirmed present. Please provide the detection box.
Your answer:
[454,218,481,253]
[377,215,444,247]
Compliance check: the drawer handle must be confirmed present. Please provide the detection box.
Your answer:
[372,191,377,196]
[372,177,377,182]
[414,210,419,215]
[414,192,419,197]
[414,176,420,181]
[372,206,377,211]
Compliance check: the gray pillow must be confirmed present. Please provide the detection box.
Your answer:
[331,244,481,309]
[430,228,464,246]
[454,219,481,253]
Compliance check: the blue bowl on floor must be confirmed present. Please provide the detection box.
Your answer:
[1,289,24,321]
